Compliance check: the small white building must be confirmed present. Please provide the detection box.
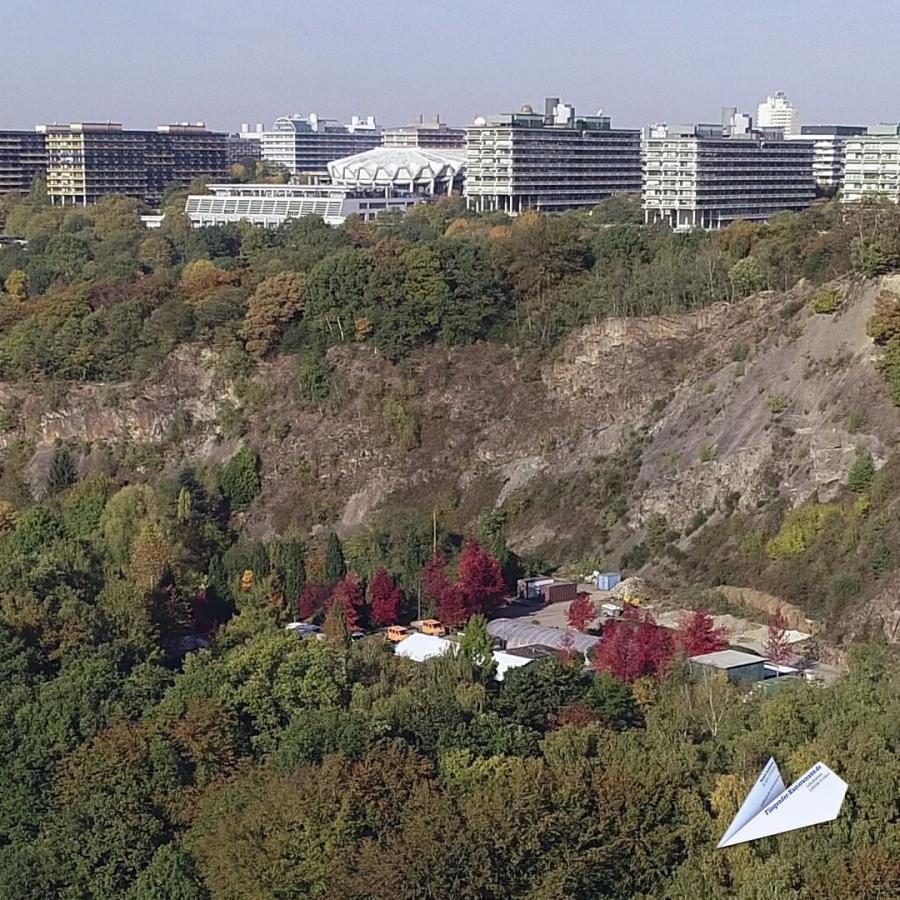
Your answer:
[184,183,424,228]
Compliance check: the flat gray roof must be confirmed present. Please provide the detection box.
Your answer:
[690,649,765,669]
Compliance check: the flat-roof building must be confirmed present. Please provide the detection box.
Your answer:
[184,183,424,228]
[842,125,900,204]
[0,130,47,195]
[756,91,800,136]
[226,124,264,165]
[465,97,641,214]
[690,649,767,684]
[642,111,815,229]
[42,122,227,206]
[786,125,867,190]
[260,114,381,177]
[382,120,465,150]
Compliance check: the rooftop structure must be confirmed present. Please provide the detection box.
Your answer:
[184,182,424,228]
[41,122,227,206]
[395,632,454,662]
[382,119,465,150]
[756,91,800,136]
[327,146,466,195]
[260,113,381,176]
[0,130,47,196]
[642,111,815,229]
[465,96,641,214]
[842,125,900,203]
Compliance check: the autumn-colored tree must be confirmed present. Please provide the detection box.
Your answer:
[240,272,306,357]
[326,574,362,631]
[298,583,326,621]
[369,568,403,625]
[456,538,506,615]
[129,522,176,594]
[765,607,792,663]
[592,607,674,683]
[435,583,466,628]
[3,268,27,302]
[422,551,450,608]
[240,569,254,593]
[567,592,596,632]
[674,609,727,656]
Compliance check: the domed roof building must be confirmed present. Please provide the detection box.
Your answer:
[327,146,466,196]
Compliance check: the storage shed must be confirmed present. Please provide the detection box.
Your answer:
[689,649,766,684]
[595,572,622,591]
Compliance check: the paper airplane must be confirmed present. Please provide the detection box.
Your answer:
[718,758,847,848]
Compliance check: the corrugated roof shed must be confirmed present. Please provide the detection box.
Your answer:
[487,619,600,655]
[690,649,765,669]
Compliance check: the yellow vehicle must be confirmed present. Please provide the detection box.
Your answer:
[386,625,409,643]
[420,619,447,637]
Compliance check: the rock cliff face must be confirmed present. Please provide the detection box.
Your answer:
[3,277,898,637]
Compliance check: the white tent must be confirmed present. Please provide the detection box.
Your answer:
[395,632,454,663]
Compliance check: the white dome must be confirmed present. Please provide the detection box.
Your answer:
[327,147,467,193]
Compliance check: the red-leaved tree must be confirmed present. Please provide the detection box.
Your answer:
[422,551,450,609]
[437,584,469,628]
[765,607,792,664]
[457,539,506,615]
[567,592,596,632]
[298,583,326,621]
[592,607,674,683]
[369,568,403,626]
[326,574,363,631]
[675,609,727,656]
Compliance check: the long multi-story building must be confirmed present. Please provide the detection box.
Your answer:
[260,114,381,176]
[787,125,867,191]
[642,112,815,229]
[184,183,423,228]
[42,122,227,206]
[226,124,264,165]
[842,125,900,203]
[464,97,641,214]
[0,130,48,195]
[382,119,465,150]
[756,91,800,136]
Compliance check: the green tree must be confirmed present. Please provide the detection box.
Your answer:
[848,448,876,493]
[458,614,496,680]
[323,532,346,583]
[45,445,77,498]
[218,447,260,511]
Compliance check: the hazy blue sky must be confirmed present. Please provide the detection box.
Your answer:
[4,0,898,131]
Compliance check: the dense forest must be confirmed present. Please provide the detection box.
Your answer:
[1,187,900,897]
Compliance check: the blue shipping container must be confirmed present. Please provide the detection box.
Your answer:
[596,572,622,591]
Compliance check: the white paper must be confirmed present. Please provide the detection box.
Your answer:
[718,761,847,848]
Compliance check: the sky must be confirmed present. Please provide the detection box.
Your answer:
[3,0,899,132]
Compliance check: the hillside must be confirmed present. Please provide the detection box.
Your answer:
[3,272,898,642]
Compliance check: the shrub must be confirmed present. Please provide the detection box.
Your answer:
[766,503,841,559]
[218,446,261,511]
[767,394,788,415]
[698,445,716,463]
[847,449,876,493]
[811,288,841,314]
[846,408,868,433]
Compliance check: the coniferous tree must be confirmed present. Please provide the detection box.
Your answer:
[323,532,346,584]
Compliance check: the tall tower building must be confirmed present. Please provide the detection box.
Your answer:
[756,92,800,136]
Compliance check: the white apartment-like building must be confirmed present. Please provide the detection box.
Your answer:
[786,125,867,191]
[756,91,800,136]
[382,120,465,150]
[464,97,641,214]
[328,147,466,195]
[842,125,900,203]
[184,183,423,228]
[642,113,815,229]
[260,114,381,176]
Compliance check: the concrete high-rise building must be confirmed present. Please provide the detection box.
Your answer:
[0,130,48,195]
[226,124,264,165]
[786,125,867,191]
[842,125,900,203]
[42,122,227,206]
[642,110,815,229]
[464,97,641,214]
[260,114,381,176]
[756,91,800,136]
[382,119,465,150]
